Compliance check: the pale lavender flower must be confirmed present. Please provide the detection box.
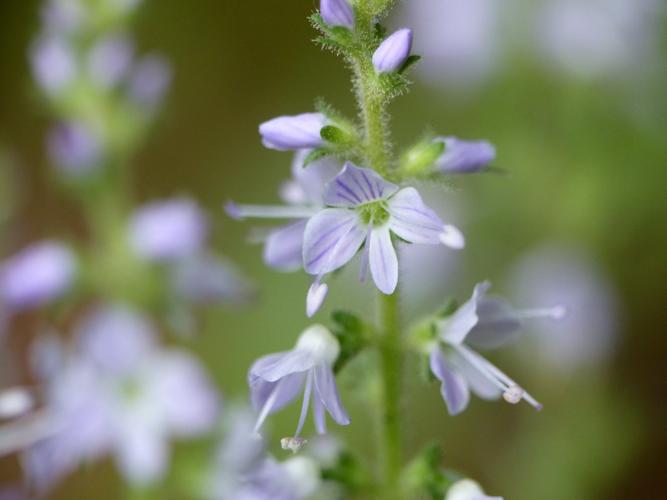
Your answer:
[41,0,85,35]
[435,137,496,174]
[445,479,503,500]
[129,198,208,261]
[227,150,340,271]
[259,113,327,151]
[30,36,75,94]
[0,242,76,311]
[303,163,464,316]
[320,0,355,29]
[249,325,349,439]
[128,54,172,108]
[430,282,564,415]
[22,305,220,489]
[87,35,134,89]
[372,28,413,73]
[47,121,102,174]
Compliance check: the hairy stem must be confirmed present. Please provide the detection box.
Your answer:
[355,59,390,175]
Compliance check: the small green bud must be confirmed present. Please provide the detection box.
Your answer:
[400,139,445,177]
[320,125,353,145]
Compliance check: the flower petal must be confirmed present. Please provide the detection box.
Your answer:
[387,187,446,244]
[264,220,307,272]
[249,351,317,383]
[290,151,342,206]
[249,371,306,415]
[306,281,329,317]
[429,349,470,415]
[369,226,398,294]
[312,395,327,434]
[464,297,522,350]
[259,113,326,151]
[435,136,496,174]
[445,347,502,401]
[303,208,366,275]
[323,163,398,207]
[313,365,350,426]
[439,282,490,345]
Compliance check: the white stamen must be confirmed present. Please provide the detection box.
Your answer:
[503,385,524,404]
[225,202,318,220]
[281,436,308,454]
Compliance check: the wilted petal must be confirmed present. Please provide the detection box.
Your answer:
[387,187,445,244]
[429,349,470,415]
[264,220,307,272]
[259,113,326,151]
[323,163,398,207]
[313,365,350,426]
[369,226,398,294]
[303,208,366,275]
[372,29,413,73]
[435,137,496,174]
[320,0,355,29]
[439,282,490,345]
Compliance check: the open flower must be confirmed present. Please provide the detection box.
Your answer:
[445,479,503,500]
[430,282,565,415]
[226,151,341,271]
[248,325,350,440]
[434,136,496,174]
[303,162,464,316]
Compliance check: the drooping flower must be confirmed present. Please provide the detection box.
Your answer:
[259,113,327,151]
[430,282,565,415]
[320,0,355,29]
[0,242,76,312]
[129,198,208,262]
[434,136,496,174]
[303,162,464,316]
[372,28,414,73]
[248,325,350,440]
[20,305,220,490]
[226,150,341,271]
[445,479,503,500]
[47,121,102,174]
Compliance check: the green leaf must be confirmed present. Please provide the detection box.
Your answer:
[399,55,422,74]
[331,310,367,373]
[302,148,330,167]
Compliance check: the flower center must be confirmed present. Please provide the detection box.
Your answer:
[357,200,390,227]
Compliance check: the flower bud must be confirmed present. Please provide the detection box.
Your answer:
[259,113,327,151]
[87,35,134,90]
[47,122,102,175]
[435,136,496,174]
[295,324,340,365]
[372,29,413,74]
[30,36,75,94]
[320,0,355,29]
[128,55,172,109]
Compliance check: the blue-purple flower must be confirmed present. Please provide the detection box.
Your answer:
[303,162,464,316]
[259,113,327,151]
[435,136,496,174]
[87,35,134,90]
[0,242,76,312]
[47,121,102,174]
[29,36,75,94]
[320,0,355,29]
[372,28,413,73]
[248,325,350,439]
[21,305,220,490]
[430,282,565,415]
[227,151,341,271]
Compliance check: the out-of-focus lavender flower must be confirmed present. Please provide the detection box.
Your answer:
[227,150,341,272]
[0,242,76,311]
[128,54,172,109]
[399,0,501,87]
[87,35,134,89]
[303,163,463,316]
[30,36,75,94]
[249,325,349,439]
[434,137,496,174]
[22,305,220,489]
[372,29,413,73]
[320,0,355,29]
[508,245,619,371]
[129,198,208,262]
[445,479,503,500]
[41,0,85,35]
[259,113,327,151]
[47,121,102,174]
[430,282,564,415]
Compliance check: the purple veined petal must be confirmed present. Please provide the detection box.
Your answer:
[87,35,134,89]
[372,28,413,73]
[306,280,329,318]
[439,282,490,345]
[127,54,172,109]
[313,365,350,426]
[47,121,102,175]
[369,226,398,295]
[311,394,327,434]
[444,346,503,401]
[30,36,75,94]
[249,350,318,384]
[259,113,326,151]
[289,150,342,206]
[464,297,523,350]
[387,187,446,244]
[435,136,496,174]
[302,208,366,276]
[263,220,307,272]
[429,349,470,416]
[323,162,399,207]
[320,0,355,29]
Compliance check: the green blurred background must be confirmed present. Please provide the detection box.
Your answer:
[1,0,666,498]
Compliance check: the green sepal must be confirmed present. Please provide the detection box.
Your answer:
[331,310,367,373]
[399,138,444,177]
[321,125,355,146]
[302,148,331,167]
[401,444,454,500]
[399,55,422,74]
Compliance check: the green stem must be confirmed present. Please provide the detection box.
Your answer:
[378,289,402,496]
[356,60,390,175]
